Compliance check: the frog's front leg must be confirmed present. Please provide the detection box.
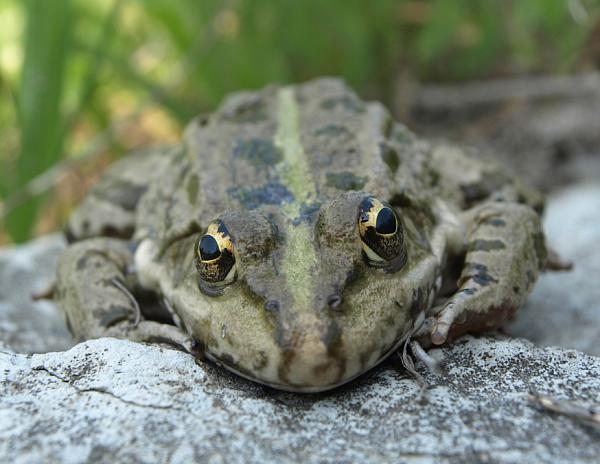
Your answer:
[56,238,194,352]
[430,201,546,345]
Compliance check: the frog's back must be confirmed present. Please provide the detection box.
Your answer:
[70,78,432,246]
[183,78,417,223]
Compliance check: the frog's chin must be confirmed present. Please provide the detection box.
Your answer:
[203,333,413,393]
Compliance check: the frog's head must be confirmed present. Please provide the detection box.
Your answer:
[189,192,436,392]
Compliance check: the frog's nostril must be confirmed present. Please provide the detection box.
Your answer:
[327,294,342,310]
[264,300,280,312]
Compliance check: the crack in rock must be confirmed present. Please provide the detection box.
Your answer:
[31,364,177,412]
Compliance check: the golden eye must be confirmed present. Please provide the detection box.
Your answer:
[358,197,407,271]
[196,220,237,294]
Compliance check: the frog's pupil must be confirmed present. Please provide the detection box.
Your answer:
[376,208,396,234]
[199,235,220,261]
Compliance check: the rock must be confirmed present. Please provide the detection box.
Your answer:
[0,234,74,354]
[507,183,600,356]
[1,336,599,463]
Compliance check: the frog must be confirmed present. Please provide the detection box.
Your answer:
[56,78,549,392]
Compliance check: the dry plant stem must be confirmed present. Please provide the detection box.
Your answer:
[400,338,429,392]
[414,72,600,109]
[529,393,600,428]
[110,277,141,328]
[410,340,442,374]
[0,109,144,221]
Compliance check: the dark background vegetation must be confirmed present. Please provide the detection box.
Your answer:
[1,0,599,243]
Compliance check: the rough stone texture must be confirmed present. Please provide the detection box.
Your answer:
[507,184,600,356]
[0,234,74,353]
[1,336,599,464]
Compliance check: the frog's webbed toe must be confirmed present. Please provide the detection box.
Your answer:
[430,201,546,345]
[56,238,193,353]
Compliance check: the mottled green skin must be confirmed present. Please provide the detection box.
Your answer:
[57,78,547,392]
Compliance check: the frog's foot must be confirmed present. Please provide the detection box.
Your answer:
[56,237,194,354]
[431,202,546,345]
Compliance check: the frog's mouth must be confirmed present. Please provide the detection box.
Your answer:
[203,329,416,393]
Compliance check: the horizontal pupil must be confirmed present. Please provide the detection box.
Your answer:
[376,207,396,234]
[199,235,221,261]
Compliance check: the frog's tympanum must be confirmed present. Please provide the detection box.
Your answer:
[57,79,547,392]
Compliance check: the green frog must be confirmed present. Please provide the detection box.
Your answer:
[56,78,548,392]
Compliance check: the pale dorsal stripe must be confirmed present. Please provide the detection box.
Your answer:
[274,87,319,315]
[275,87,317,205]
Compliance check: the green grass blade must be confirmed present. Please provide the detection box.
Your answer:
[73,39,194,122]
[63,0,123,135]
[5,0,71,242]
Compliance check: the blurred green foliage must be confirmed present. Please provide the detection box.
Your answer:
[0,0,598,242]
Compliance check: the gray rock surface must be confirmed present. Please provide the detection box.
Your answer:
[0,234,73,353]
[2,336,599,464]
[507,183,600,356]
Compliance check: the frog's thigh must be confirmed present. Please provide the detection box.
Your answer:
[431,202,546,345]
[56,238,192,350]
[66,149,167,241]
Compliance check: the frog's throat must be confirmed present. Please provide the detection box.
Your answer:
[274,87,319,315]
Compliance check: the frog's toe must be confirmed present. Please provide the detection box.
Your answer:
[430,302,461,345]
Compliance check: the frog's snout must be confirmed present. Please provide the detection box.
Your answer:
[264,293,348,390]
[279,329,345,389]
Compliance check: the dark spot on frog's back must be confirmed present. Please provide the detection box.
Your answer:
[468,239,506,252]
[233,138,282,167]
[292,202,320,225]
[228,182,294,210]
[222,97,268,123]
[326,172,367,191]
[320,95,364,113]
[186,174,199,204]
[314,124,351,137]
[380,143,400,174]
[76,255,89,271]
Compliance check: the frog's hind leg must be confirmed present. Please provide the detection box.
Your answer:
[430,201,546,345]
[66,148,170,241]
[56,237,194,352]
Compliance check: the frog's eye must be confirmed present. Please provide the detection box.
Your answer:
[195,220,237,294]
[358,197,407,271]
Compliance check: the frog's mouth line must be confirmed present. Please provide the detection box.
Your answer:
[202,329,416,393]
